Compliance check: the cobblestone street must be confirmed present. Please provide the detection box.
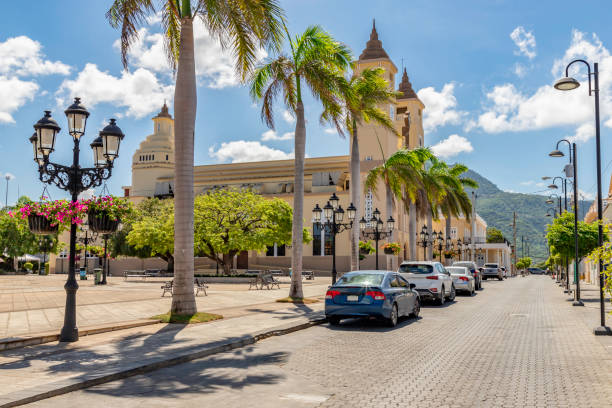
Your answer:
[26,275,612,408]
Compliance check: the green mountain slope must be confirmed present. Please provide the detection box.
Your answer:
[464,169,592,262]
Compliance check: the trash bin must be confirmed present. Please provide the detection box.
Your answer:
[94,268,102,285]
[79,267,87,280]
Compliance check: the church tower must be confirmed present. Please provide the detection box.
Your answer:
[126,103,175,200]
[396,68,425,149]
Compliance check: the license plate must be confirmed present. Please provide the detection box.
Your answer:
[347,295,359,302]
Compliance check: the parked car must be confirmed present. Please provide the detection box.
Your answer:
[482,263,503,280]
[527,267,545,275]
[447,266,475,296]
[325,270,420,327]
[451,260,482,290]
[398,261,455,305]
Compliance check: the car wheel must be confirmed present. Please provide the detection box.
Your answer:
[410,297,420,318]
[437,287,446,305]
[448,284,456,301]
[328,316,340,326]
[482,276,487,281]
[387,303,398,327]
[498,276,503,281]
[471,285,475,296]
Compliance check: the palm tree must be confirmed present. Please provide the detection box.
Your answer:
[365,147,434,261]
[250,26,351,298]
[107,0,284,314]
[322,67,398,271]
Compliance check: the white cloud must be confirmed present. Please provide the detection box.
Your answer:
[118,21,266,89]
[0,36,71,123]
[510,26,536,59]
[430,134,473,158]
[56,63,174,119]
[324,128,337,135]
[513,63,527,78]
[473,30,612,143]
[579,189,595,200]
[0,36,70,77]
[417,83,465,132]
[261,129,294,141]
[282,110,295,124]
[568,123,595,143]
[209,141,294,163]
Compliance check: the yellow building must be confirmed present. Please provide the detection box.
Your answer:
[122,23,502,273]
[582,176,612,283]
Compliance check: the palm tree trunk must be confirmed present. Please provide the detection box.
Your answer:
[385,184,394,270]
[171,17,197,315]
[445,213,452,266]
[408,203,416,259]
[349,121,360,271]
[427,206,433,260]
[289,101,305,298]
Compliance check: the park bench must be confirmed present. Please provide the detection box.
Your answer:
[269,269,283,276]
[195,278,208,296]
[260,274,281,290]
[161,280,173,296]
[302,270,314,280]
[124,270,148,280]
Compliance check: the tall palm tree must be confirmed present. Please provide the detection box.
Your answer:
[107,0,284,314]
[250,25,351,298]
[365,147,434,260]
[322,67,398,271]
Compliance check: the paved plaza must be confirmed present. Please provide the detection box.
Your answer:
[11,275,611,408]
[0,275,330,340]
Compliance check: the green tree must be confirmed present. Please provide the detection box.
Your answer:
[250,25,351,297]
[321,67,398,271]
[108,0,285,315]
[546,211,602,262]
[487,227,505,243]
[194,189,310,274]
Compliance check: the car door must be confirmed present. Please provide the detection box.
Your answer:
[397,275,414,314]
[387,275,405,315]
[437,264,452,295]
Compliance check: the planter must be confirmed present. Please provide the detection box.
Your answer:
[88,210,119,234]
[28,214,58,235]
[383,248,396,255]
[444,254,453,259]
[359,248,370,255]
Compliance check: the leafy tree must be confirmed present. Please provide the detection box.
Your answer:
[486,227,505,243]
[194,189,310,274]
[546,211,602,262]
[250,25,351,297]
[587,225,612,309]
[516,257,532,270]
[108,0,285,315]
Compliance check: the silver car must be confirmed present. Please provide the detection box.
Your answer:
[482,263,503,281]
[447,266,475,296]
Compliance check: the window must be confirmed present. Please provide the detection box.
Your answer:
[336,273,384,286]
[365,155,373,161]
[166,155,169,161]
[397,276,409,287]
[266,245,274,256]
[389,276,400,287]
[389,104,395,120]
[399,264,432,274]
[312,223,331,256]
[451,227,457,239]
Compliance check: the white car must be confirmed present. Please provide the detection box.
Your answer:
[398,261,455,305]
[447,266,475,296]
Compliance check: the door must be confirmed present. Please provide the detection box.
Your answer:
[388,275,406,315]
[397,275,413,314]
[237,251,248,269]
[437,264,452,295]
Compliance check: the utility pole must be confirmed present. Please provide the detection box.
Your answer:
[521,235,524,258]
[471,191,478,261]
[512,212,517,276]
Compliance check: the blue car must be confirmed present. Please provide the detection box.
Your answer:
[325,270,420,327]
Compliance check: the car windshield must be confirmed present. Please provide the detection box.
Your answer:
[335,273,384,287]
[447,267,467,274]
[399,264,433,274]
[453,262,471,267]
[484,264,498,268]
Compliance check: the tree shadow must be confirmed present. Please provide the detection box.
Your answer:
[325,315,420,333]
[245,303,319,320]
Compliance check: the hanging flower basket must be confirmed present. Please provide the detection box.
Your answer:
[382,242,401,255]
[27,214,58,235]
[359,241,375,256]
[88,210,120,233]
[360,248,370,255]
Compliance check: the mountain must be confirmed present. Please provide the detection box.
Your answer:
[463,169,592,262]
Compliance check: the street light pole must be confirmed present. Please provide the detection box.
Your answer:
[360,208,394,270]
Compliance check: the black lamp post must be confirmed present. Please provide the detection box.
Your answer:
[30,98,124,342]
[77,224,96,273]
[359,208,394,270]
[313,193,356,284]
[550,139,582,306]
[416,224,432,261]
[101,234,110,285]
[457,239,463,261]
[554,60,610,335]
[435,231,444,263]
[546,176,569,211]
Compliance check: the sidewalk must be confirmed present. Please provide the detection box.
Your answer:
[0,300,325,407]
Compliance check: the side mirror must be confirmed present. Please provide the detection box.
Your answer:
[409,283,416,290]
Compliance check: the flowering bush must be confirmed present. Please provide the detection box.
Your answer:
[359,240,375,255]
[85,196,132,221]
[12,199,87,228]
[382,242,401,255]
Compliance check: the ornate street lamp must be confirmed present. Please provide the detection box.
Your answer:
[29,98,124,342]
[313,194,356,283]
[417,224,432,261]
[550,139,582,306]
[555,59,610,335]
[435,231,444,263]
[361,208,394,269]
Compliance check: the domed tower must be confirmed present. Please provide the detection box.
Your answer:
[396,68,425,149]
[125,103,175,201]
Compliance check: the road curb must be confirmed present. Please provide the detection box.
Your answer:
[0,315,326,408]
[0,320,160,352]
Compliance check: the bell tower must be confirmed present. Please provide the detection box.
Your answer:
[353,20,399,163]
[395,68,425,149]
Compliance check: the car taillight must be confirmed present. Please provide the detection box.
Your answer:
[325,290,340,299]
[365,290,386,300]
[426,276,438,280]
[430,287,438,292]
[459,276,469,281]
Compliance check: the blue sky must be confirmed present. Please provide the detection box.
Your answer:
[0,0,611,206]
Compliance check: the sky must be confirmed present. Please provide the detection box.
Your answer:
[0,0,611,207]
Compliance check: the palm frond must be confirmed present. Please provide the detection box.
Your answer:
[106,0,156,69]
[161,1,181,71]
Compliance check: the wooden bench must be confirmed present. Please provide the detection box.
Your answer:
[195,278,208,296]
[161,280,173,296]
[261,274,281,290]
